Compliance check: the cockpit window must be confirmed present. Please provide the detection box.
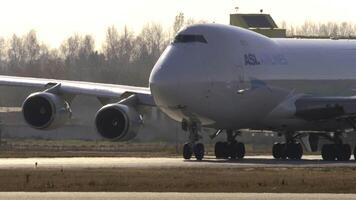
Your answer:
[173,34,207,44]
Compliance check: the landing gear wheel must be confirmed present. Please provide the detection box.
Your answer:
[194,143,205,160]
[229,141,238,159]
[322,144,336,161]
[236,142,245,159]
[322,144,351,161]
[229,142,245,159]
[272,143,282,159]
[279,143,287,159]
[221,142,229,159]
[215,142,230,159]
[336,144,351,161]
[183,143,193,160]
[296,143,303,160]
[215,142,224,159]
[287,143,303,160]
[272,143,288,159]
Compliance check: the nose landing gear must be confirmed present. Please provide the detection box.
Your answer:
[182,121,205,160]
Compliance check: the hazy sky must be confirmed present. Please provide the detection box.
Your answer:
[1,0,355,47]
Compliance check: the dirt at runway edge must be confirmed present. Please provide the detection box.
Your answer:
[0,167,356,193]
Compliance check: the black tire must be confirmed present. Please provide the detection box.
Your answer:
[215,142,224,159]
[183,143,192,160]
[221,142,229,159]
[336,144,351,161]
[272,143,281,159]
[194,143,205,160]
[295,143,303,160]
[287,143,303,160]
[286,143,295,160]
[229,141,238,160]
[322,144,336,161]
[229,142,245,160]
[354,145,356,161]
[280,143,287,159]
[236,142,245,159]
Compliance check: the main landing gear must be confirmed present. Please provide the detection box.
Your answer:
[214,130,245,160]
[272,133,303,160]
[321,144,351,161]
[272,131,352,161]
[321,133,351,161]
[182,121,205,160]
[272,142,303,160]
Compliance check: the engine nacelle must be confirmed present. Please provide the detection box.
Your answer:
[95,103,142,141]
[22,92,72,130]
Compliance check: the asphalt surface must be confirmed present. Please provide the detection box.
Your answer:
[0,155,356,169]
[0,192,355,200]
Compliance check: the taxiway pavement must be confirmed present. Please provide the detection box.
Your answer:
[0,155,355,169]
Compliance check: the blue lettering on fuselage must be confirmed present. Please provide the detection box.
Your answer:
[244,53,260,66]
[244,53,288,66]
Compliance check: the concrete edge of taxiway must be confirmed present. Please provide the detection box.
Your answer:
[0,192,355,200]
[0,155,354,169]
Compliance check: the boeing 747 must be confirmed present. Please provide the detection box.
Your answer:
[1,24,356,161]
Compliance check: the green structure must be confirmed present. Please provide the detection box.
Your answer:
[230,13,286,38]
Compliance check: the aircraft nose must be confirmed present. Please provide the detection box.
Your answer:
[149,44,203,109]
[149,60,180,107]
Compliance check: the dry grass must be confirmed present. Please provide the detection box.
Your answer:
[0,167,356,192]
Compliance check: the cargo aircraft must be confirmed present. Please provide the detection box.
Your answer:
[2,24,356,161]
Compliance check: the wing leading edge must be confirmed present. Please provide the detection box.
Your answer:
[0,75,155,106]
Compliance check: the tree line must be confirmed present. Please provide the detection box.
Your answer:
[281,21,356,38]
[0,13,199,87]
[0,24,168,87]
[0,14,356,87]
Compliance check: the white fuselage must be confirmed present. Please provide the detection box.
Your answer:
[149,24,356,132]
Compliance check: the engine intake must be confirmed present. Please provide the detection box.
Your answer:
[22,92,72,130]
[95,103,142,141]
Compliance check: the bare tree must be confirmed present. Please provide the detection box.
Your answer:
[38,46,65,79]
[24,30,40,64]
[285,21,356,37]
[7,34,25,72]
[0,37,7,70]
[171,12,207,39]
[79,35,95,61]
[140,22,167,59]
[173,12,185,36]
[102,25,120,66]
[60,34,81,65]
[118,26,134,67]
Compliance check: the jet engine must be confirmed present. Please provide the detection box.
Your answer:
[22,92,72,130]
[95,103,142,141]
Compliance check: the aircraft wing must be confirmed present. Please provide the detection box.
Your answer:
[295,96,356,121]
[0,75,155,106]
